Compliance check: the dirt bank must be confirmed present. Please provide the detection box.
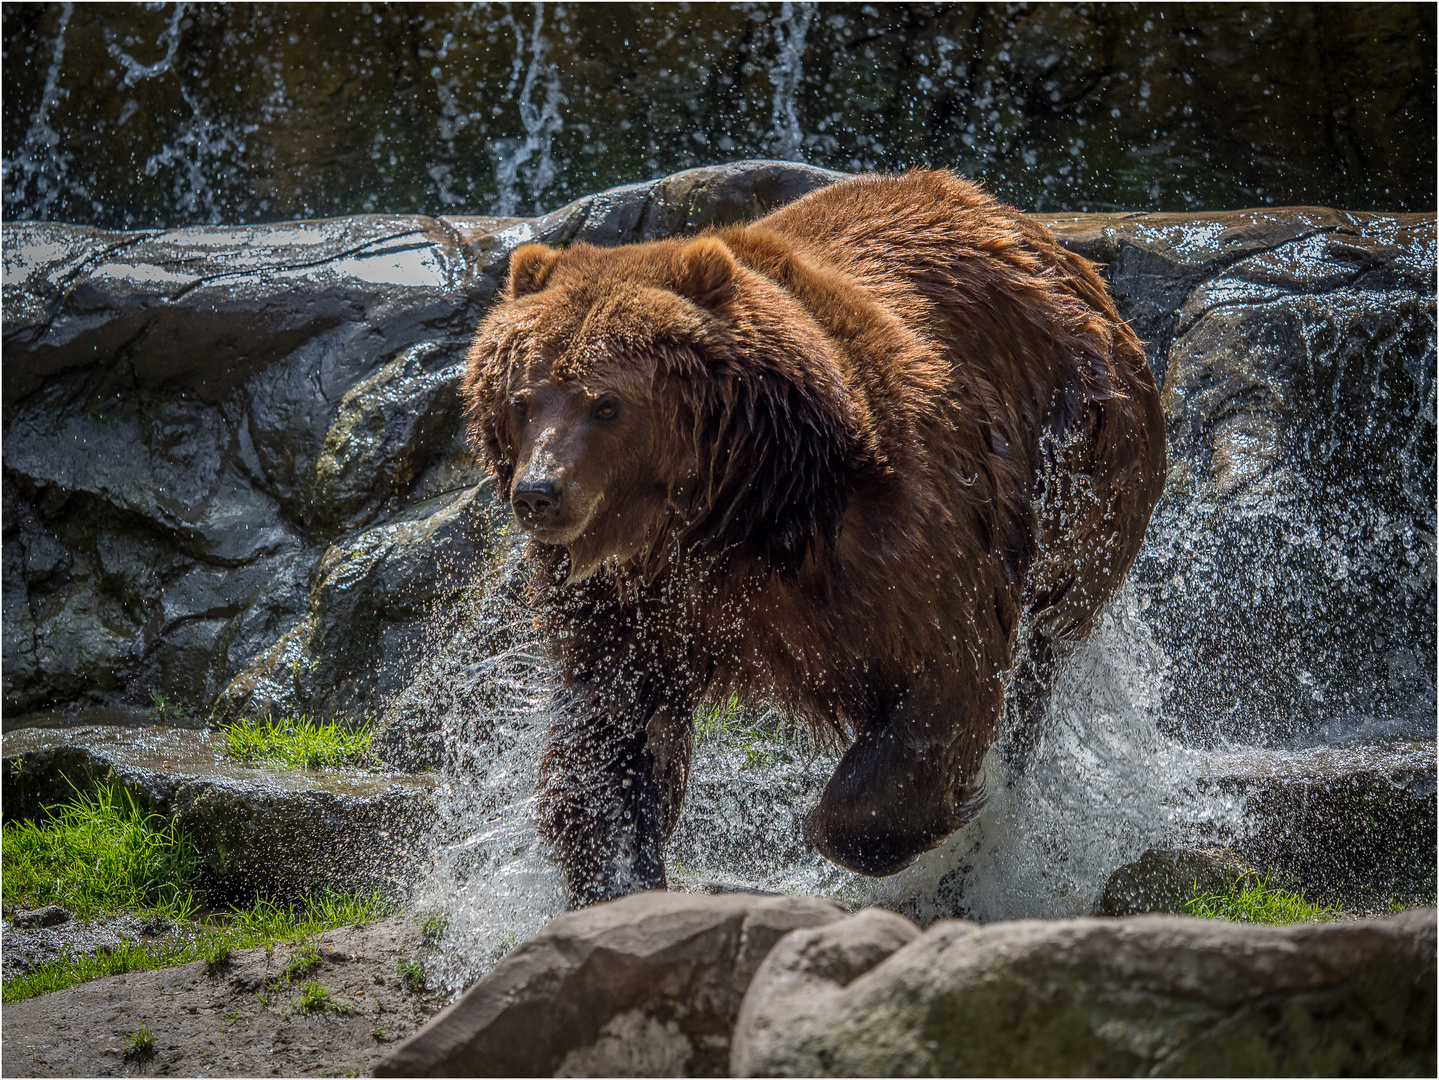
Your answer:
[1,916,446,1078]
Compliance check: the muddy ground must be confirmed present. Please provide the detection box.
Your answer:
[0,916,446,1078]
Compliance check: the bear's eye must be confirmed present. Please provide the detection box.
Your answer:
[510,396,529,420]
[593,395,620,420]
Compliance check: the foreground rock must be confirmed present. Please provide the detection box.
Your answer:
[733,905,1436,1077]
[2,725,436,898]
[0,915,444,1078]
[374,893,1436,1077]
[374,891,846,1078]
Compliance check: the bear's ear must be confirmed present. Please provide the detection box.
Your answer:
[672,237,736,309]
[508,244,563,298]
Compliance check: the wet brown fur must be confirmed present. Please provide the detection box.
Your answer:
[462,171,1166,906]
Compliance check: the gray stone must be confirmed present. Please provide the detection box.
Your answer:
[731,907,1438,1077]
[521,160,849,250]
[11,905,70,929]
[1071,210,1436,746]
[1097,848,1259,917]
[211,482,498,725]
[1,725,438,897]
[731,907,920,1078]
[310,343,466,533]
[373,890,847,1078]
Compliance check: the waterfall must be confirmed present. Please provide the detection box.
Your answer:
[3,2,77,220]
[767,1,817,162]
[491,2,566,218]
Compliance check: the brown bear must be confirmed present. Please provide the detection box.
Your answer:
[462,170,1166,907]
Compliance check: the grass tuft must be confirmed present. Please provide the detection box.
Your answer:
[2,780,199,920]
[397,957,426,991]
[220,715,378,770]
[1184,873,1338,924]
[294,979,333,1013]
[150,692,185,723]
[123,1021,156,1057]
[203,939,232,972]
[283,943,323,982]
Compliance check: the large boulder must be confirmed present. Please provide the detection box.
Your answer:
[4,165,1433,754]
[732,906,1438,1077]
[1041,208,1435,745]
[1,724,436,898]
[373,890,846,1078]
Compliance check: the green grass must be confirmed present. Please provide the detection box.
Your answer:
[150,692,185,723]
[282,943,323,982]
[123,1021,156,1057]
[219,715,379,770]
[396,957,426,991]
[1184,873,1339,924]
[2,784,395,1006]
[695,695,797,770]
[294,979,340,1014]
[2,781,199,920]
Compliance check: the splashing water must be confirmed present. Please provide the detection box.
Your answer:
[411,561,1237,992]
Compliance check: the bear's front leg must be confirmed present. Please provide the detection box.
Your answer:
[808,678,994,876]
[536,687,692,907]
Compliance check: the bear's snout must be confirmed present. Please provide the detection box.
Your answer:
[512,478,563,530]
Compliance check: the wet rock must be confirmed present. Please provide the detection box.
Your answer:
[2,912,178,982]
[1,210,483,719]
[11,905,70,929]
[732,907,1438,1077]
[310,342,467,533]
[521,160,849,249]
[1,725,438,897]
[1096,847,1259,917]
[1196,741,1438,905]
[1042,208,1437,745]
[373,891,847,1078]
[212,483,499,725]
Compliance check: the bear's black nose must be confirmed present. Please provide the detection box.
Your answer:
[512,479,561,528]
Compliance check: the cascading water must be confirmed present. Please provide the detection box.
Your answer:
[489,2,565,218]
[5,5,1431,227]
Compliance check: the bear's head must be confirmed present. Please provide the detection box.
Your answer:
[462,235,861,582]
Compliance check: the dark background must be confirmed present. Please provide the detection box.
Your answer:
[3,1,1435,229]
